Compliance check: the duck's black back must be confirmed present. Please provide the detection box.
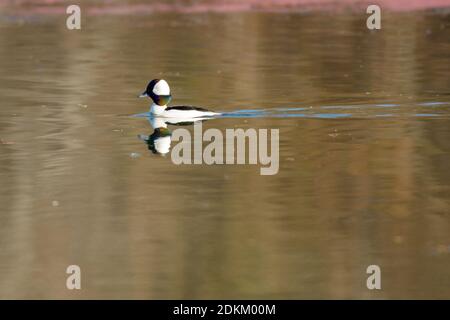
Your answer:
[166,106,211,112]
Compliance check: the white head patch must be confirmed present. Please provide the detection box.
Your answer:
[153,79,170,95]
[155,136,171,155]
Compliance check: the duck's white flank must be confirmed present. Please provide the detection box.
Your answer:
[150,103,219,118]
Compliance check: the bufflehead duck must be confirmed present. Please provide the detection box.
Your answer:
[139,79,220,118]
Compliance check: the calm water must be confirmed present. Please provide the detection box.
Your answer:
[0,10,449,299]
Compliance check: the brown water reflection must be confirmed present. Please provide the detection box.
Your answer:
[0,10,449,298]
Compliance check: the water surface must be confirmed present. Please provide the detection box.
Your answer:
[0,10,449,298]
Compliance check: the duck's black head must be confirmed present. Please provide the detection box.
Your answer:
[139,79,172,106]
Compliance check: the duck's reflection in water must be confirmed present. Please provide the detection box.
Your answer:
[138,116,211,155]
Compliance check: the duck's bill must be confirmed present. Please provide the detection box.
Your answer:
[138,92,148,98]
